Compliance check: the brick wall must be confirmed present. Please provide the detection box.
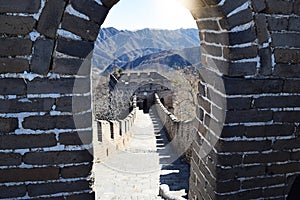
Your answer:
[1,0,299,199]
[186,0,300,199]
[0,0,114,199]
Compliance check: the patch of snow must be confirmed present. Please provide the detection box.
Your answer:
[47,72,61,79]
[94,0,102,5]
[33,0,46,20]
[66,4,89,20]
[57,29,82,40]
[29,31,41,41]
[18,98,32,103]
[230,21,254,32]
[21,71,40,81]
[227,1,250,18]
[218,0,226,6]
[50,111,62,116]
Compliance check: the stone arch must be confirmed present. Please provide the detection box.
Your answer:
[0,0,300,200]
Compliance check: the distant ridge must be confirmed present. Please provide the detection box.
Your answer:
[93,27,201,74]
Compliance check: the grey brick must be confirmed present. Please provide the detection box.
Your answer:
[53,58,90,75]
[223,46,258,61]
[267,16,288,31]
[0,98,54,113]
[275,49,300,64]
[271,33,300,48]
[0,58,29,73]
[266,0,293,14]
[23,113,92,130]
[56,37,94,58]
[255,14,268,44]
[251,0,266,12]
[0,118,18,134]
[31,38,54,74]
[0,0,40,13]
[259,47,272,75]
[219,8,253,30]
[71,0,109,24]
[0,78,26,95]
[27,77,90,94]
[0,15,36,35]
[289,17,300,31]
[273,64,300,78]
[61,13,100,41]
[37,0,66,38]
[0,38,32,56]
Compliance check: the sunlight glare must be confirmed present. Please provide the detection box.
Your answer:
[102,0,196,30]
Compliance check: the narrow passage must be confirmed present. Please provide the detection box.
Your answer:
[93,108,189,199]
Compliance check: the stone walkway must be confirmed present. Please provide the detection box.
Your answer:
[93,108,190,200]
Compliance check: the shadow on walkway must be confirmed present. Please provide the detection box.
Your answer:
[149,108,190,199]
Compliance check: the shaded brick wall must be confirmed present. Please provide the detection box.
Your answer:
[0,0,299,199]
[187,0,300,199]
[0,0,113,199]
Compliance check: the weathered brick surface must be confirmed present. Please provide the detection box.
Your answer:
[275,49,300,64]
[0,38,32,56]
[223,46,258,60]
[259,47,272,75]
[0,0,40,13]
[206,57,257,76]
[53,58,91,75]
[0,98,54,113]
[273,64,300,78]
[30,38,54,74]
[23,150,93,165]
[0,58,29,73]
[267,16,288,31]
[37,0,66,38]
[71,0,109,24]
[61,164,92,178]
[223,77,283,95]
[219,8,253,30]
[0,15,36,35]
[56,37,94,58]
[255,14,268,44]
[265,0,293,14]
[0,78,26,95]
[0,117,18,133]
[251,0,266,12]
[0,134,57,149]
[23,113,92,130]
[0,185,27,199]
[61,13,100,41]
[56,96,91,113]
[0,152,22,166]
[0,167,59,183]
[28,180,90,196]
[27,77,90,94]
[59,131,92,145]
[272,33,300,48]
[66,192,95,200]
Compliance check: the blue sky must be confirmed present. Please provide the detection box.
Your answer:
[102,0,197,30]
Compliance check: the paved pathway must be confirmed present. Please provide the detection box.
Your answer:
[93,108,189,200]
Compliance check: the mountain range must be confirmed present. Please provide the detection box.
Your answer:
[92,27,201,75]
